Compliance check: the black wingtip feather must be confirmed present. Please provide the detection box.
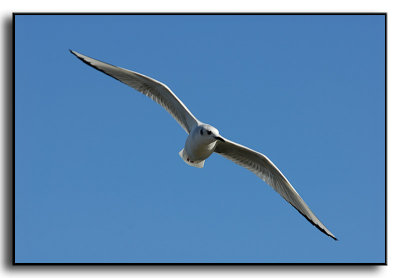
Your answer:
[69,49,77,56]
[69,50,135,89]
[290,203,337,241]
[69,50,92,67]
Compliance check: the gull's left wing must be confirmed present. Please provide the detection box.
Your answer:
[70,50,199,134]
[214,137,337,240]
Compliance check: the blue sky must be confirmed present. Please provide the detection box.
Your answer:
[15,14,385,263]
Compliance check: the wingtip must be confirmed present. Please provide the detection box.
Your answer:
[326,231,337,241]
[69,50,91,66]
[289,203,337,241]
[328,233,338,241]
[69,49,78,56]
[323,230,337,241]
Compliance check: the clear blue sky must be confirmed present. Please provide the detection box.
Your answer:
[15,14,385,263]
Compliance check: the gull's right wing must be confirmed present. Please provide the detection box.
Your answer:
[215,137,337,240]
[70,50,199,134]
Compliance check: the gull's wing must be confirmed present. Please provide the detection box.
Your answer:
[215,138,337,240]
[70,50,199,134]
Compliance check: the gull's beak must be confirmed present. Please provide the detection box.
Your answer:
[214,136,225,142]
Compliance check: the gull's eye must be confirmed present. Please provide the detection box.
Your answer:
[207,130,212,135]
[200,129,203,135]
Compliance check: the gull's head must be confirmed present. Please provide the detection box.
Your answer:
[197,124,225,143]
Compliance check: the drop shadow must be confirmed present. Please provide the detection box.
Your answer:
[3,15,14,269]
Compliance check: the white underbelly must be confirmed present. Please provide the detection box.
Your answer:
[186,142,216,161]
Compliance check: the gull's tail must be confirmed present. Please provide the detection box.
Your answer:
[179,149,205,168]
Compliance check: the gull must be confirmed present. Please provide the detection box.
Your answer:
[70,50,337,240]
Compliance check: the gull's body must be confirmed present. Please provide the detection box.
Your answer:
[180,125,222,168]
[70,50,337,240]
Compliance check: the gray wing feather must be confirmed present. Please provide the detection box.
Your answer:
[215,138,337,240]
[70,50,199,134]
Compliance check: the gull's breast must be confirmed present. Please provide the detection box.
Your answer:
[191,142,216,160]
[185,138,216,161]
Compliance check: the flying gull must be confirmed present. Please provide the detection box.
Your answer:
[70,50,337,240]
